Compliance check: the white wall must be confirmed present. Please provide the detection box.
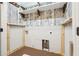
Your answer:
[1,3,8,56]
[64,23,72,56]
[0,4,1,55]
[25,25,61,53]
[0,2,65,55]
[1,2,22,56]
[9,26,24,52]
[65,2,72,19]
[72,2,79,56]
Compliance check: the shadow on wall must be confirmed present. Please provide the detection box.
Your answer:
[70,41,73,56]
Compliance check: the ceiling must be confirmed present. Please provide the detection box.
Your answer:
[20,2,66,14]
[17,2,55,9]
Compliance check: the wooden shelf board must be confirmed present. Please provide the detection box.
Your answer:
[7,23,25,27]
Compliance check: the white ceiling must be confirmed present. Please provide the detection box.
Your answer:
[17,2,38,8]
[20,2,66,14]
[17,2,54,9]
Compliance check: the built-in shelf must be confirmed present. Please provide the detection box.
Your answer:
[62,17,72,25]
[7,23,25,27]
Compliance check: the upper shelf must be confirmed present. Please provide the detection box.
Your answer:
[62,17,72,25]
[7,23,25,27]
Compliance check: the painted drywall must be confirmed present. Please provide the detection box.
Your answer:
[7,3,18,24]
[64,23,72,56]
[0,2,25,56]
[25,25,61,53]
[1,3,8,56]
[0,2,65,55]
[25,17,65,53]
[72,2,79,56]
[0,4,1,56]
[9,26,24,52]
